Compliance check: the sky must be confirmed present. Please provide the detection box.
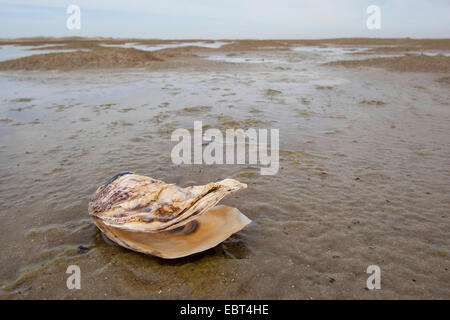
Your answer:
[0,0,449,39]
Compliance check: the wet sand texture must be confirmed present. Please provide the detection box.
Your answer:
[0,47,162,70]
[0,37,449,300]
[325,54,450,73]
[0,38,449,71]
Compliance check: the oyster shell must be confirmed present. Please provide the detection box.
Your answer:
[88,172,251,258]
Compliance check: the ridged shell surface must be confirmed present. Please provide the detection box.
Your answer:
[88,172,247,233]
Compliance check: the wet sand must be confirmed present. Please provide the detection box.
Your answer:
[325,54,450,73]
[1,38,450,71]
[0,38,449,299]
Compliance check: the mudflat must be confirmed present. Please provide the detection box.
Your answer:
[0,37,449,299]
[1,38,450,71]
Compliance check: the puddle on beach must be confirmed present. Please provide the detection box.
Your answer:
[100,41,230,51]
[0,45,90,62]
[0,43,449,299]
[0,41,229,62]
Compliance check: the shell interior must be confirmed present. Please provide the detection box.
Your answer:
[92,205,251,259]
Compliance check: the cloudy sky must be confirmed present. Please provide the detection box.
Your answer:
[1,0,449,39]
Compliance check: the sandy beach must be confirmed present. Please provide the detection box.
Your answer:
[0,38,449,299]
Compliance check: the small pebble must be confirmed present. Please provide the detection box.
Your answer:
[78,245,90,254]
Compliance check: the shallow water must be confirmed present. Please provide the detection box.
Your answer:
[100,41,230,51]
[0,45,449,299]
[0,41,229,62]
[0,45,90,62]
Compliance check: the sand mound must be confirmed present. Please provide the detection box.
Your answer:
[0,47,163,71]
[436,76,450,85]
[2,37,450,71]
[324,54,450,73]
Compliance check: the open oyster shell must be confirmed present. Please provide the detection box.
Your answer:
[88,172,251,258]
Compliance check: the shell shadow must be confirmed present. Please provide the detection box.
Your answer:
[152,234,252,266]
